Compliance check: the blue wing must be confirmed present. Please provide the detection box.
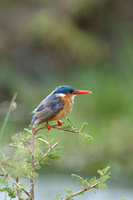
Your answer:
[30,94,64,126]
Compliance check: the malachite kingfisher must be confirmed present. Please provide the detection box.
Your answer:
[30,85,92,130]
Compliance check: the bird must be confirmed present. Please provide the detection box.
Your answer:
[30,85,92,130]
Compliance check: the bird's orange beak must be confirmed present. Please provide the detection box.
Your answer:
[73,90,92,94]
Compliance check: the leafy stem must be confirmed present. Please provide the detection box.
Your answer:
[63,181,99,200]
[0,163,30,198]
[62,167,111,200]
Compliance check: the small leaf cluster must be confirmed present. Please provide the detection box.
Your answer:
[79,122,93,142]
[62,166,111,200]
[0,176,16,198]
[61,119,93,142]
[0,127,62,199]
[0,118,110,200]
[10,129,61,177]
[97,166,111,189]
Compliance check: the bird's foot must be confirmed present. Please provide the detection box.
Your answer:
[46,122,51,130]
[57,120,64,126]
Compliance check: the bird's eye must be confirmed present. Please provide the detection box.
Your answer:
[69,89,73,94]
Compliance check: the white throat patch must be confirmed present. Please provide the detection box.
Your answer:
[55,93,66,98]
[72,95,76,100]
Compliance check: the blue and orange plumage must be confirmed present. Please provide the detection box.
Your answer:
[30,85,92,130]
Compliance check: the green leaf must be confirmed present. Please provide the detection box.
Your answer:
[71,173,83,179]
[35,148,44,159]
[62,123,72,130]
[97,169,103,176]
[99,183,107,189]
[98,166,110,176]
[71,174,88,187]
[54,194,61,200]
[88,177,97,186]
[19,183,24,188]
[79,132,93,142]
[0,177,16,198]
[102,166,111,175]
[34,172,39,179]
[101,175,110,182]
[65,189,73,194]
[80,122,88,132]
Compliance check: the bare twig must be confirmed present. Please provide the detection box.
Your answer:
[38,138,52,150]
[63,182,99,200]
[0,163,30,197]
[10,144,25,149]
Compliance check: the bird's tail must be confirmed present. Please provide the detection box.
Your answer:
[29,114,37,128]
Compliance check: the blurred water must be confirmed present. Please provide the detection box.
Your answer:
[1,174,133,200]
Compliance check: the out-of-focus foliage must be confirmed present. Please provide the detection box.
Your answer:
[0,0,133,178]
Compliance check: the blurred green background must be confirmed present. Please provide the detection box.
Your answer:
[0,0,133,181]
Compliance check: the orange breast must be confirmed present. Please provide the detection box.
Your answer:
[50,93,74,121]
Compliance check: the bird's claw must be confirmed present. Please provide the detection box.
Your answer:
[57,120,64,126]
[46,122,51,130]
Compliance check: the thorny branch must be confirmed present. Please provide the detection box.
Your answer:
[33,124,80,134]
[32,123,80,167]
[0,123,80,200]
[0,160,15,169]
[28,123,79,198]
[0,163,30,198]
[63,172,111,200]
[30,127,59,199]
[34,142,58,167]
[63,181,99,200]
